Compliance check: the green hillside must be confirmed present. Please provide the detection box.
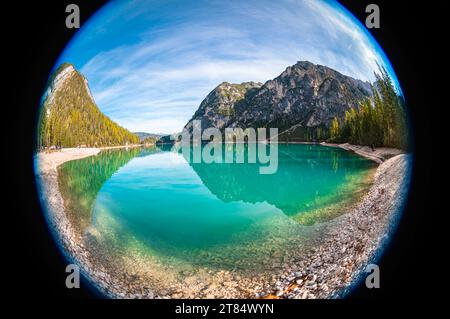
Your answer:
[38,63,139,149]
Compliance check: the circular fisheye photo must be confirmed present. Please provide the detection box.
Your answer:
[34,0,412,299]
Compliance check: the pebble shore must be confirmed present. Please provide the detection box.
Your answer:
[35,146,411,299]
[260,153,411,298]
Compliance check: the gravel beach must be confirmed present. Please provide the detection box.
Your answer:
[35,145,411,299]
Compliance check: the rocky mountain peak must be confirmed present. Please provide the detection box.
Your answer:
[184,61,373,141]
[185,81,262,132]
[44,63,96,111]
[44,63,76,106]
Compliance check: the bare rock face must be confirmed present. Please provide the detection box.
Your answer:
[184,61,372,141]
[185,81,262,133]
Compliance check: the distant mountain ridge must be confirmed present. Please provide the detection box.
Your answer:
[185,61,372,141]
[38,63,139,148]
[134,132,166,142]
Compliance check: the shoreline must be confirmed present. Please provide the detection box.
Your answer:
[320,142,404,164]
[261,153,411,298]
[35,144,411,299]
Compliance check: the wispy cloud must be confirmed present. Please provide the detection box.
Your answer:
[59,0,400,133]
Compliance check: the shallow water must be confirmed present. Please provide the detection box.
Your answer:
[58,144,375,274]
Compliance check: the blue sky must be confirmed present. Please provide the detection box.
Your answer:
[56,0,401,134]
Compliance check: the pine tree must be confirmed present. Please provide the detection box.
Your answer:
[328,67,408,150]
[330,117,340,140]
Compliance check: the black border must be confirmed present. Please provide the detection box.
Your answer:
[6,0,436,308]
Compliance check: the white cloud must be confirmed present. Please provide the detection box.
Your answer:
[69,0,398,133]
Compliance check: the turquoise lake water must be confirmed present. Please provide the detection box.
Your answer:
[58,144,375,271]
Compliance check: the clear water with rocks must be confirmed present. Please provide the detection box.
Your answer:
[58,144,375,275]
